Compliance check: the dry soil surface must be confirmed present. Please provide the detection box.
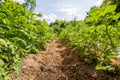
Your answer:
[11,39,120,80]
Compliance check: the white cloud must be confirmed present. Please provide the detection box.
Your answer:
[58,7,79,15]
[35,0,103,23]
[58,7,84,20]
[42,13,57,23]
[14,0,25,4]
[95,0,103,6]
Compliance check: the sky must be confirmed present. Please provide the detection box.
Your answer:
[14,0,103,23]
[35,0,103,23]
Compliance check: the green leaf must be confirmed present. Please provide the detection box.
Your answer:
[113,13,120,21]
[0,59,4,67]
[0,54,8,62]
[0,39,7,46]
[96,63,106,70]
[0,68,6,76]
[5,76,11,80]
[0,76,4,80]
[102,5,116,16]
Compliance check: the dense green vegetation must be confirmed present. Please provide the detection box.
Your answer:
[57,0,120,74]
[0,0,54,79]
[1,0,120,79]
[49,20,69,35]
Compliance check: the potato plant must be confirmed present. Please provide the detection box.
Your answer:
[59,4,120,73]
[0,0,54,79]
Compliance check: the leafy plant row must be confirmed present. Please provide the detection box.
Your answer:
[59,4,120,73]
[0,0,54,79]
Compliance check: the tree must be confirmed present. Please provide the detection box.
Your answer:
[23,0,36,11]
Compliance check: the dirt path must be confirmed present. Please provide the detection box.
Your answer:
[11,39,120,80]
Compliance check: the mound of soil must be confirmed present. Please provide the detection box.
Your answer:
[10,39,120,80]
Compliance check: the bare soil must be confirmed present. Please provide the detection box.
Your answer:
[10,39,120,80]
